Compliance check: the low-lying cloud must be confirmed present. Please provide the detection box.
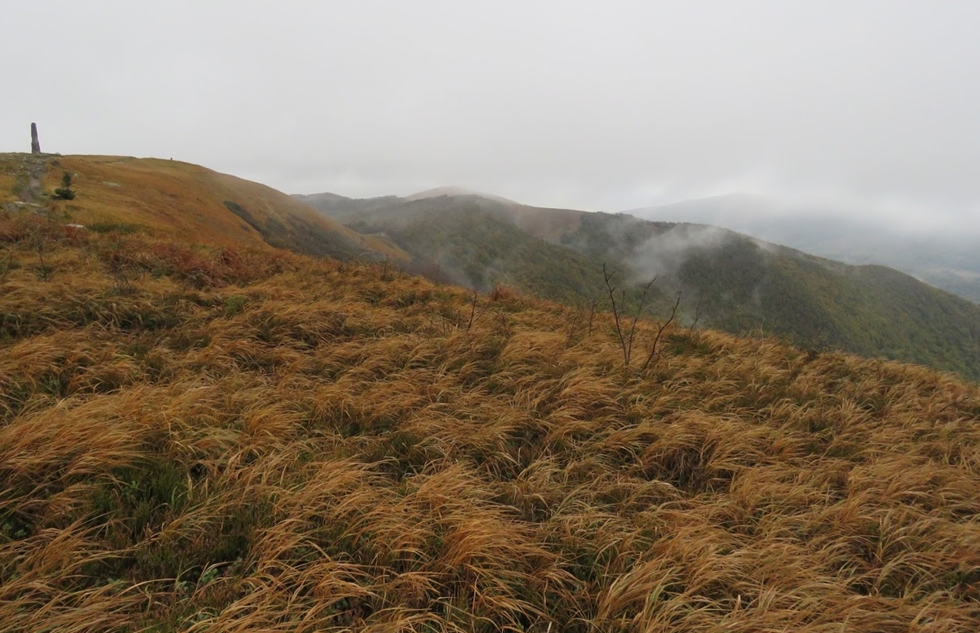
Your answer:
[633,225,732,282]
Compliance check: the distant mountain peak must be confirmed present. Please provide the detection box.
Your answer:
[406,186,519,205]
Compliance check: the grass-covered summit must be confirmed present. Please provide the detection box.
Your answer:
[1,153,406,262]
[2,202,979,631]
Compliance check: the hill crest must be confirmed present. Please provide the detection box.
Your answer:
[1,153,407,262]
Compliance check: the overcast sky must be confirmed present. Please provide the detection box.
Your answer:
[3,1,978,234]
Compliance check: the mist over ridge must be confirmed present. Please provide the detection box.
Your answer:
[632,192,980,303]
[295,183,980,380]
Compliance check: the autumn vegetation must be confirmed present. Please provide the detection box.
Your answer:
[2,201,979,632]
[304,192,980,380]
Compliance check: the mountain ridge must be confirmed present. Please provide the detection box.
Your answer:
[633,192,980,303]
[300,188,980,380]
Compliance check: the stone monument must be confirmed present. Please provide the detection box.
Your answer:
[31,123,41,154]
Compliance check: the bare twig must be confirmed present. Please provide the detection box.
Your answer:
[627,277,657,358]
[689,293,704,331]
[465,289,490,332]
[587,297,598,336]
[602,263,629,366]
[640,291,682,373]
[603,263,657,370]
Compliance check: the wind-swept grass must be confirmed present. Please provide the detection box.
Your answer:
[2,212,979,631]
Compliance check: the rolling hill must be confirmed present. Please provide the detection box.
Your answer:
[2,191,980,631]
[0,152,406,262]
[298,190,980,381]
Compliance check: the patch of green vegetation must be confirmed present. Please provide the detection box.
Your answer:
[10,176,27,198]
[91,459,189,540]
[52,171,76,200]
[225,294,248,316]
[87,222,141,234]
[224,199,369,261]
[675,239,980,379]
[222,200,257,226]
[347,203,609,305]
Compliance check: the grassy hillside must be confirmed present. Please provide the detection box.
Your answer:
[302,192,980,380]
[547,211,980,380]
[2,209,980,632]
[298,193,609,304]
[674,239,980,378]
[1,153,405,261]
[639,195,980,304]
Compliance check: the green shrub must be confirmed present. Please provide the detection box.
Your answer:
[52,171,76,200]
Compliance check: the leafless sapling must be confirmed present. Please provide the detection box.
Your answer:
[602,262,656,370]
[465,289,490,332]
[640,291,682,373]
[689,293,704,331]
[587,296,599,336]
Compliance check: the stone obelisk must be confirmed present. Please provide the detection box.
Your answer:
[31,123,41,154]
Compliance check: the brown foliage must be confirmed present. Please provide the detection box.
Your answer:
[1,228,979,631]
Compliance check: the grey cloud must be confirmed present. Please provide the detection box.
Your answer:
[2,1,979,233]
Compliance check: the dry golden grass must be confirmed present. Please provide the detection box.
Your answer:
[0,154,23,205]
[1,153,407,261]
[2,211,980,632]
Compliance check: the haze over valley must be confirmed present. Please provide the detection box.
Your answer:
[637,193,980,303]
